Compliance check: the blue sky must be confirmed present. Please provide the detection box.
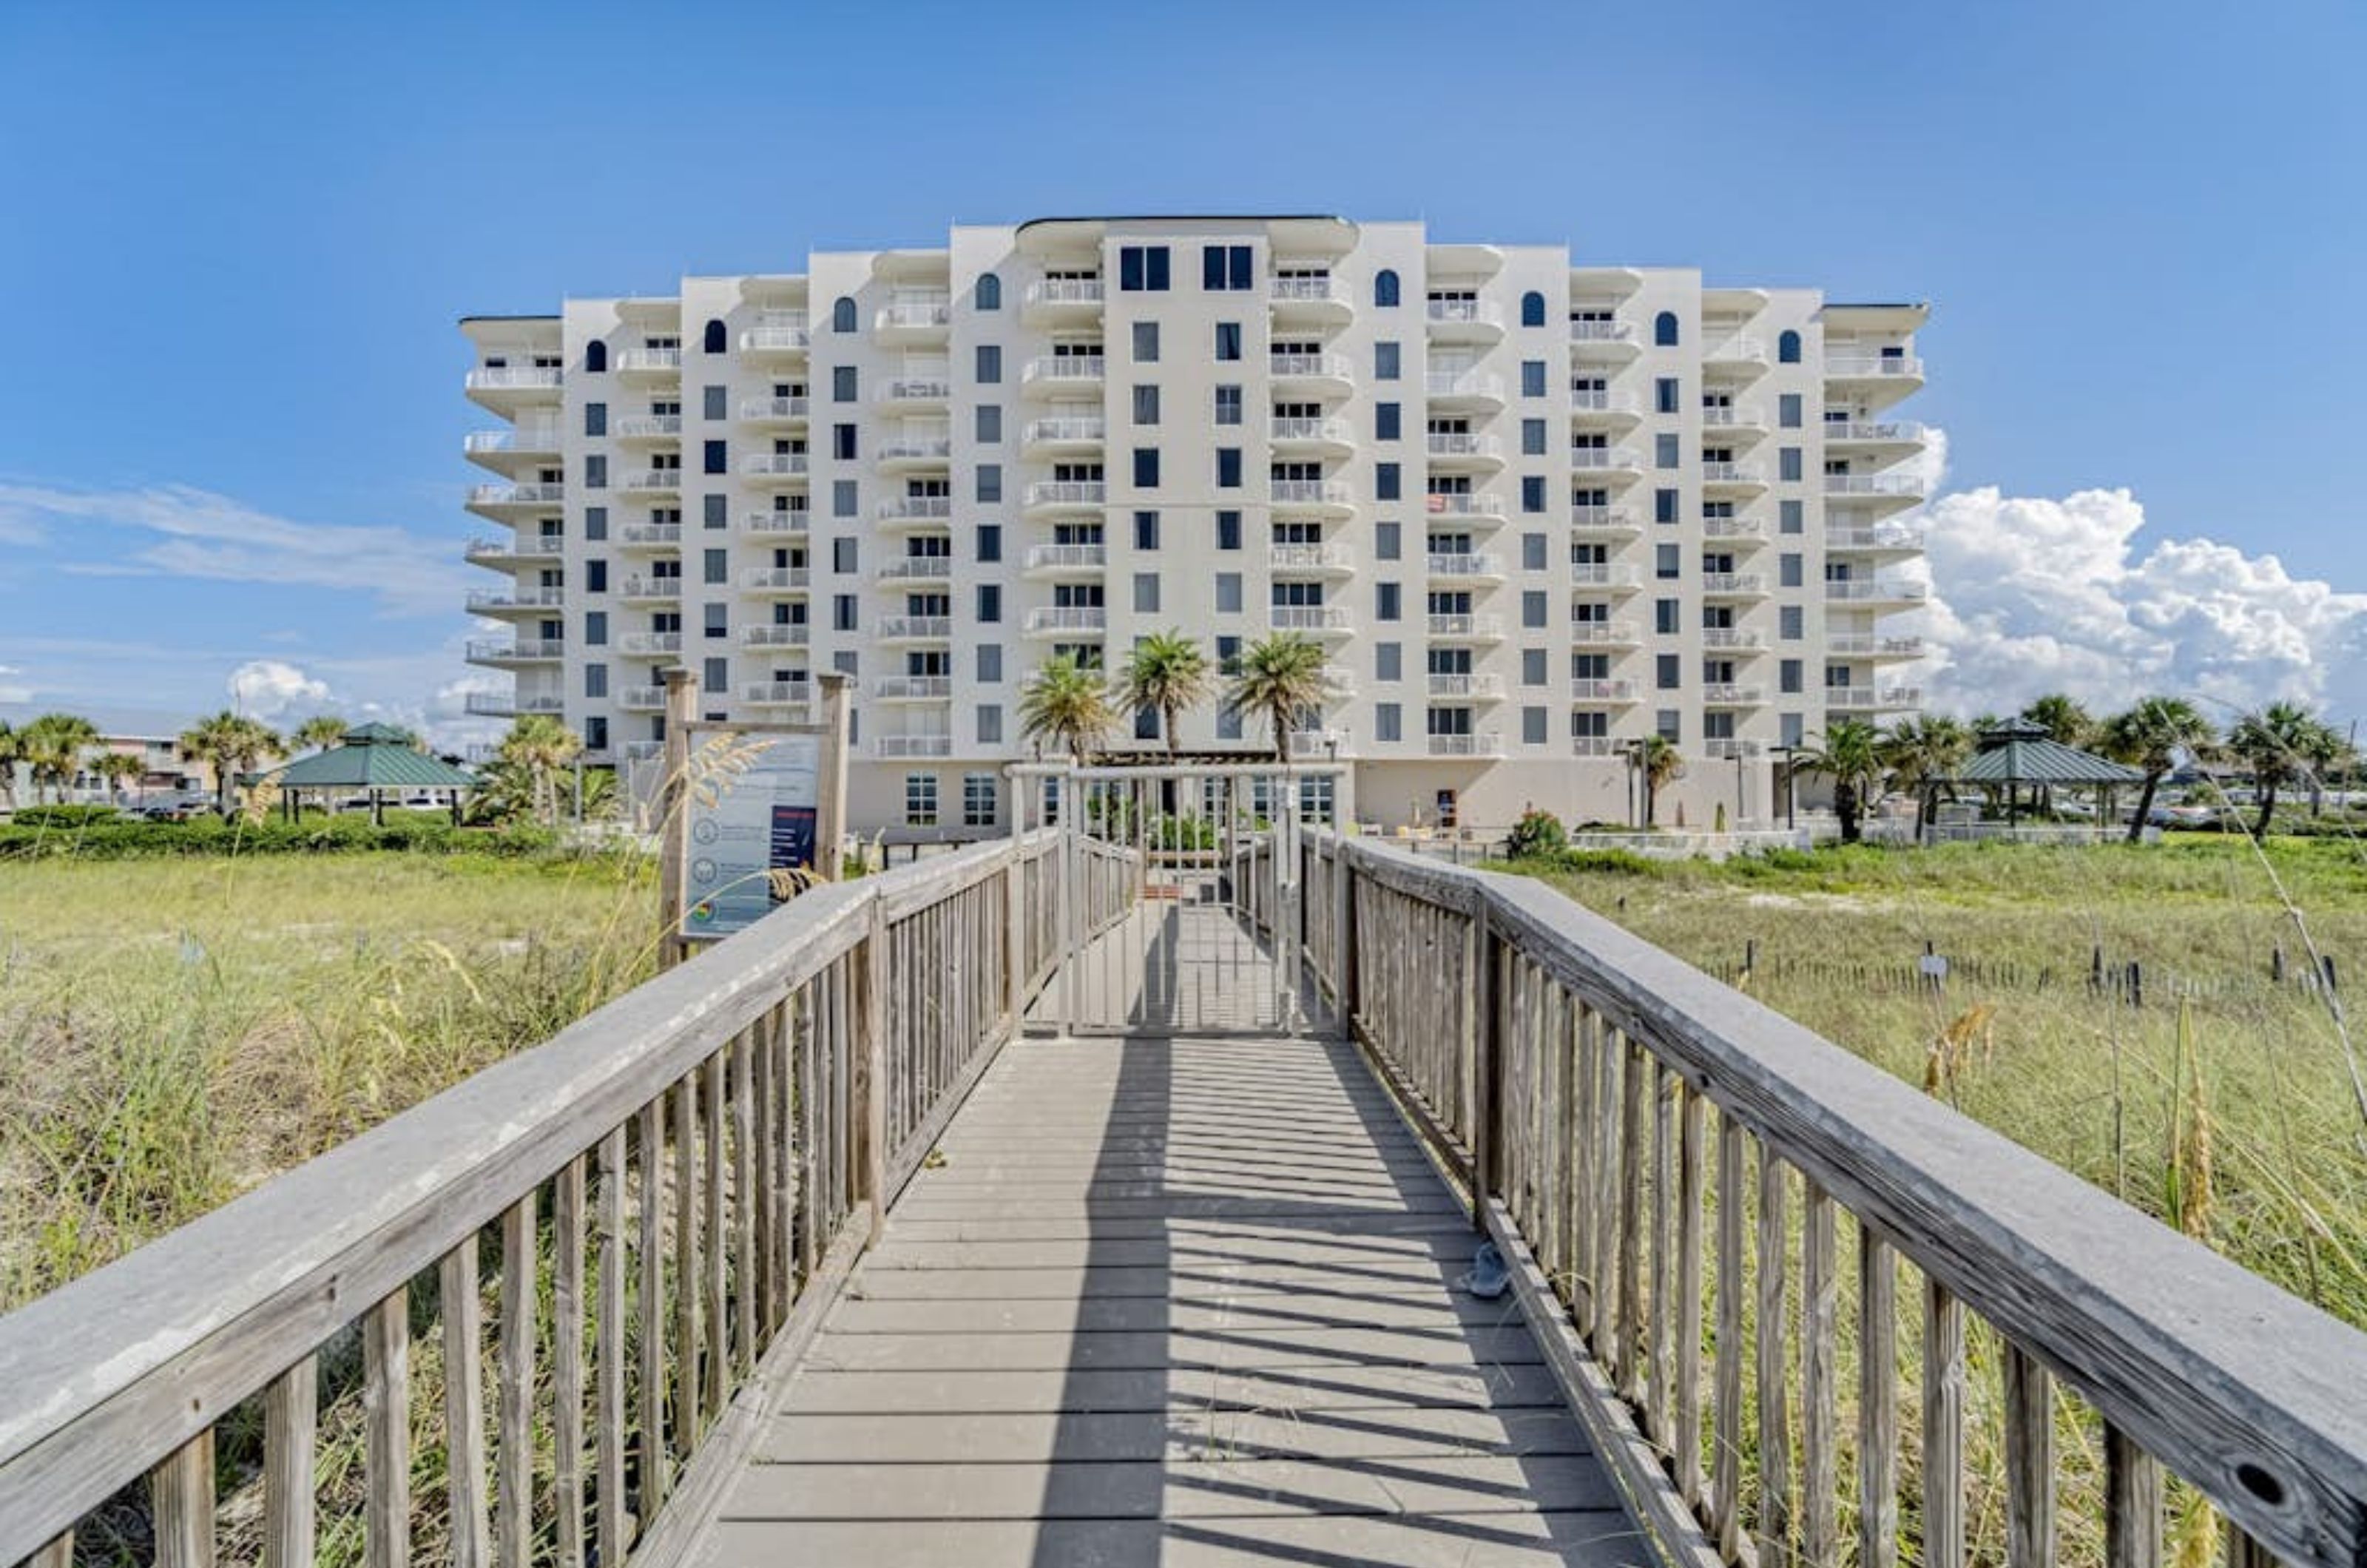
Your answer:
[2,0,2363,735]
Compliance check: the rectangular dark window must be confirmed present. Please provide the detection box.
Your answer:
[977,463,1001,501]
[1655,488,1679,524]
[1521,476,1546,513]
[1217,448,1241,487]
[975,345,1002,383]
[1214,385,1241,424]
[832,365,857,402]
[1521,361,1546,397]
[977,584,1001,622]
[1375,402,1400,440]
[1119,245,1169,291]
[703,439,726,475]
[1375,462,1399,501]
[1216,510,1242,550]
[584,506,607,541]
[1655,377,1680,414]
[834,423,857,460]
[976,523,1002,562]
[584,402,606,437]
[976,404,1002,442]
[1375,341,1399,379]
[1133,510,1159,550]
[1215,322,1242,361]
[1376,582,1400,621]
[1201,243,1253,290]
[1133,448,1159,487]
[1132,383,1160,424]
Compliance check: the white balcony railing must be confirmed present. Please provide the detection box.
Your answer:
[877,436,953,463]
[878,496,954,522]
[1270,416,1355,445]
[740,509,809,535]
[465,589,566,613]
[1826,353,1924,378]
[1423,371,1503,401]
[880,376,951,402]
[874,735,954,759]
[1824,686,1925,710]
[1828,525,1926,551]
[1425,613,1504,639]
[1272,353,1355,382]
[1425,298,1505,328]
[613,414,682,439]
[1569,620,1640,646]
[1569,562,1641,589]
[1426,731,1504,758]
[1702,462,1768,486]
[1705,739,1764,760]
[618,575,683,601]
[874,302,951,331]
[615,348,682,374]
[1269,479,1353,508]
[1702,628,1768,651]
[739,567,811,592]
[1025,481,1107,510]
[1702,572,1767,596]
[618,522,682,547]
[1269,277,1343,304]
[1424,432,1502,460]
[467,482,565,509]
[1271,544,1354,573]
[618,469,682,494]
[1568,448,1641,473]
[1825,474,1927,498]
[1701,405,1765,430]
[1022,416,1106,446]
[739,321,811,353]
[742,681,814,707]
[1022,356,1107,385]
[1425,552,1503,579]
[463,427,562,457]
[465,367,563,393]
[618,686,667,712]
[1824,419,1928,444]
[1571,679,1638,703]
[877,616,956,640]
[1422,493,1506,520]
[739,396,808,422]
[1827,634,1926,658]
[1024,607,1108,635]
[877,557,954,582]
[740,453,809,479]
[1270,605,1353,634]
[1025,544,1108,572]
[1704,335,1766,364]
[1570,505,1639,534]
[1024,279,1104,308]
[465,638,564,662]
[1568,320,1633,344]
[1568,390,1642,416]
[1703,518,1769,543]
[1426,673,1505,700]
[617,632,681,656]
[740,624,811,648]
[1826,579,1929,604]
[875,676,953,700]
[1702,684,1766,706]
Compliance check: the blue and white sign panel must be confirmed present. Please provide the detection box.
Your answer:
[680,731,824,941]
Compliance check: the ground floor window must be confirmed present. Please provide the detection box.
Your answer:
[963,772,997,829]
[905,772,939,827]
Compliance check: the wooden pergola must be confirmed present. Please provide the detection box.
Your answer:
[249,723,479,824]
[1922,719,2147,839]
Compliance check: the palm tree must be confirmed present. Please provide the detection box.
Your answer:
[2019,693,2098,750]
[1118,631,1213,763]
[0,719,21,810]
[1627,735,1684,828]
[92,751,145,803]
[2101,697,2215,843]
[20,712,101,804]
[2226,701,2330,839]
[1019,655,1117,766]
[498,714,584,827]
[292,715,350,754]
[180,712,281,814]
[1227,634,1331,763]
[1879,714,1973,840]
[1797,719,1888,844]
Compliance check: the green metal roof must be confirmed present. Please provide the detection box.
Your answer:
[1956,723,2144,787]
[260,728,479,791]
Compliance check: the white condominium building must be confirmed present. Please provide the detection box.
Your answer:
[462,216,1928,833]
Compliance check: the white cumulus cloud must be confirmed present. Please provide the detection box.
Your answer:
[227,659,334,720]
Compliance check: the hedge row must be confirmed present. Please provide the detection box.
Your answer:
[0,817,564,859]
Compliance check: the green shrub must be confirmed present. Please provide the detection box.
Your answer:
[0,817,565,861]
[7,804,124,828]
[1505,807,1568,860]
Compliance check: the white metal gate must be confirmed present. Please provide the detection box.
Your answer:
[1014,763,1343,1038]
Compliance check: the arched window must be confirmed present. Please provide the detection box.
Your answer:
[831,296,857,333]
[1519,291,1546,328]
[1777,329,1802,364]
[703,319,726,354]
[975,273,1002,311]
[1374,268,1399,308]
[584,340,607,374]
[1653,311,1679,347]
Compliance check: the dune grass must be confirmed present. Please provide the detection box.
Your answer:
[0,848,662,1309]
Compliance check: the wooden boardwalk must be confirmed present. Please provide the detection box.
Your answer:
[695,1010,1647,1564]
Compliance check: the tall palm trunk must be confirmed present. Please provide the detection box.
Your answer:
[2254,780,2278,840]
[2129,771,2164,845]
[1837,781,1861,844]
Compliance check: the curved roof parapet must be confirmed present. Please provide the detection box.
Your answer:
[1704,286,1772,318]
[1016,214,1358,256]
[1569,266,1645,299]
[459,315,562,344]
[1425,242,1505,278]
[870,249,951,281]
[1821,302,1932,331]
[737,275,809,303]
[615,297,682,325]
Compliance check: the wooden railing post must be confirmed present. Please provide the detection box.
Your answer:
[1469,901,1498,1229]
[857,896,888,1246]
[655,667,697,971]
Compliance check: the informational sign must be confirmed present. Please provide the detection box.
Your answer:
[679,731,825,941]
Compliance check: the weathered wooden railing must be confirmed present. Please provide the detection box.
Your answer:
[1300,834,2367,1568]
[0,831,1067,1568]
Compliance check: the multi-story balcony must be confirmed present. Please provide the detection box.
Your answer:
[1269,479,1354,518]
[1824,685,1925,712]
[874,301,951,341]
[466,587,567,618]
[1021,278,1104,325]
[1823,419,1928,453]
[1272,353,1357,398]
[1021,356,1106,396]
[740,509,809,539]
[742,682,814,712]
[1826,352,1925,388]
[877,616,956,643]
[1702,572,1769,601]
[1425,552,1505,585]
[1024,544,1108,578]
[1270,544,1356,578]
[1570,678,1641,705]
[877,375,951,409]
[1702,335,1769,375]
[1570,505,1642,541]
[1825,579,1928,609]
[465,482,564,519]
[740,453,809,484]
[465,638,565,666]
[618,686,668,713]
[1271,606,1356,638]
[1702,627,1769,653]
[1701,684,1766,707]
[1424,298,1505,343]
[462,426,564,472]
[1705,738,1764,760]
[1425,612,1504,643]
[876,557,954,584]
[1423,492,1509,527]
[1426,673,1506,702]
[1022,416,1106,457]
[874,735,954,760]
[1701,462,1769,496]
[1024,481,1106,518]
[463,365,563,413]
[1572,737,1620,758]
[618,632,682,658]
[1024,607,1108,638]
[614,414,682,442]
[1269,416,1357,457]
[465,535,563,569]
[740,566,811,595]
[1568,562,1643,593]
[1567,320,1638,362]
[739,395,808,425]
[622,740,663,764]
[874,676,953,702]
[619,470,681,499]
[740,624,811,649]
[1826,634,1925,660]
[618,575,683,605]
[1426,731,1505,759]
[1568,389,1644,428]
[1288,728,1349,756]
[1268,275,1352,326]
[618,521,683,552]
[877,496,954,528]
[1568,620,1641,649]
[1825,473,1928,518]
[615,347,682,380]
[1422,371,1504,412]
[1828,524,1925,558]
[738,314,809,359]
[1701,403,1769,439]
[465,691,565,718]
[1423,431,1505,470]
[1703,518,1770,547]
[877,435,953,473]
[1568,448,1644,484]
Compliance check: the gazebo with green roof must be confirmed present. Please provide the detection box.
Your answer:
[1925,719,2146,839]
[254,723,480,824]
